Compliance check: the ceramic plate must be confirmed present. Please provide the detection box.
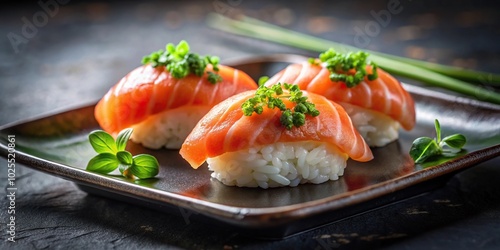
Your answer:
[1,55,499,239]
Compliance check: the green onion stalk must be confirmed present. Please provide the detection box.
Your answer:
[206,13,500,105]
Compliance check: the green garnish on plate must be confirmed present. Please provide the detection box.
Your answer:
[87,128,159,179]
[142,40,222,84]
[241,83,320,130]
[409,119,467,164]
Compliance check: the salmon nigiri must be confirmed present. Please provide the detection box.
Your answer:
[95,41,257,149]
[180,83,373,188]
[264,49,416,147]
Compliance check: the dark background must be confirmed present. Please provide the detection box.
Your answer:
[1,0,500,249]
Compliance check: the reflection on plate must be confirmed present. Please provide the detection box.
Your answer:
[1,55,500,239]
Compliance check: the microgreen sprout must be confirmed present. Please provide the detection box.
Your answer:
[87,128,159,179]
[141,40,222,84]
[409,119,467,164]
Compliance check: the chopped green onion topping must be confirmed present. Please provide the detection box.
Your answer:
[241,83,320,129]
[142,40,222,84]
[311,49,378,88]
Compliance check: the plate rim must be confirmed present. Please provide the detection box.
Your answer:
[1,54,500,229]
[1,139,499,228]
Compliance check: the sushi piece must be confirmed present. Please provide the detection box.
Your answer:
[264,49,416,147]
[180,83,373,188]
[94,41,257,149]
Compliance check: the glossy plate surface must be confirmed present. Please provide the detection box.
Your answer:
[1,55,499,239]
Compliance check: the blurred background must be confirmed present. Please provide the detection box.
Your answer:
[1,0,499,249]
[1,0,499,123]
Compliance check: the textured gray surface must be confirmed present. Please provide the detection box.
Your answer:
[1,0,500,249]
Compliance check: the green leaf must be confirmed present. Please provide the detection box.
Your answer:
[116,128,133,151]
[418,149,468,169]
[116,151,133,165]
[86,128,160,179]
[409,120,467,164]
[409,137,442,164]
[434,119,441,143]
[86,153,120,174]
[441,134,467,149]
[88,130,117,154]
[166,43,175,54]
[176,40,190,57]
[258,76,269,86]
[130,154,160,179]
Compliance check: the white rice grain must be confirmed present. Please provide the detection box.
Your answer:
[269,174,291,186]
[207,141,348,189]
[254,165,280,174]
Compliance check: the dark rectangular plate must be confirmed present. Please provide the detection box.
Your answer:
[1,55,500,239]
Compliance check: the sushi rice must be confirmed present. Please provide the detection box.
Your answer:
[341,103,399,147]
[131,106,211,149]
[207,141,347,189]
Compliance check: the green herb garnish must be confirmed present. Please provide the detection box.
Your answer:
[409,119,467,164]
[258,76,270,86]
[310,49,378,88]
[87,128,159,179]
[141,40,222,84]
[241,83,320,129]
